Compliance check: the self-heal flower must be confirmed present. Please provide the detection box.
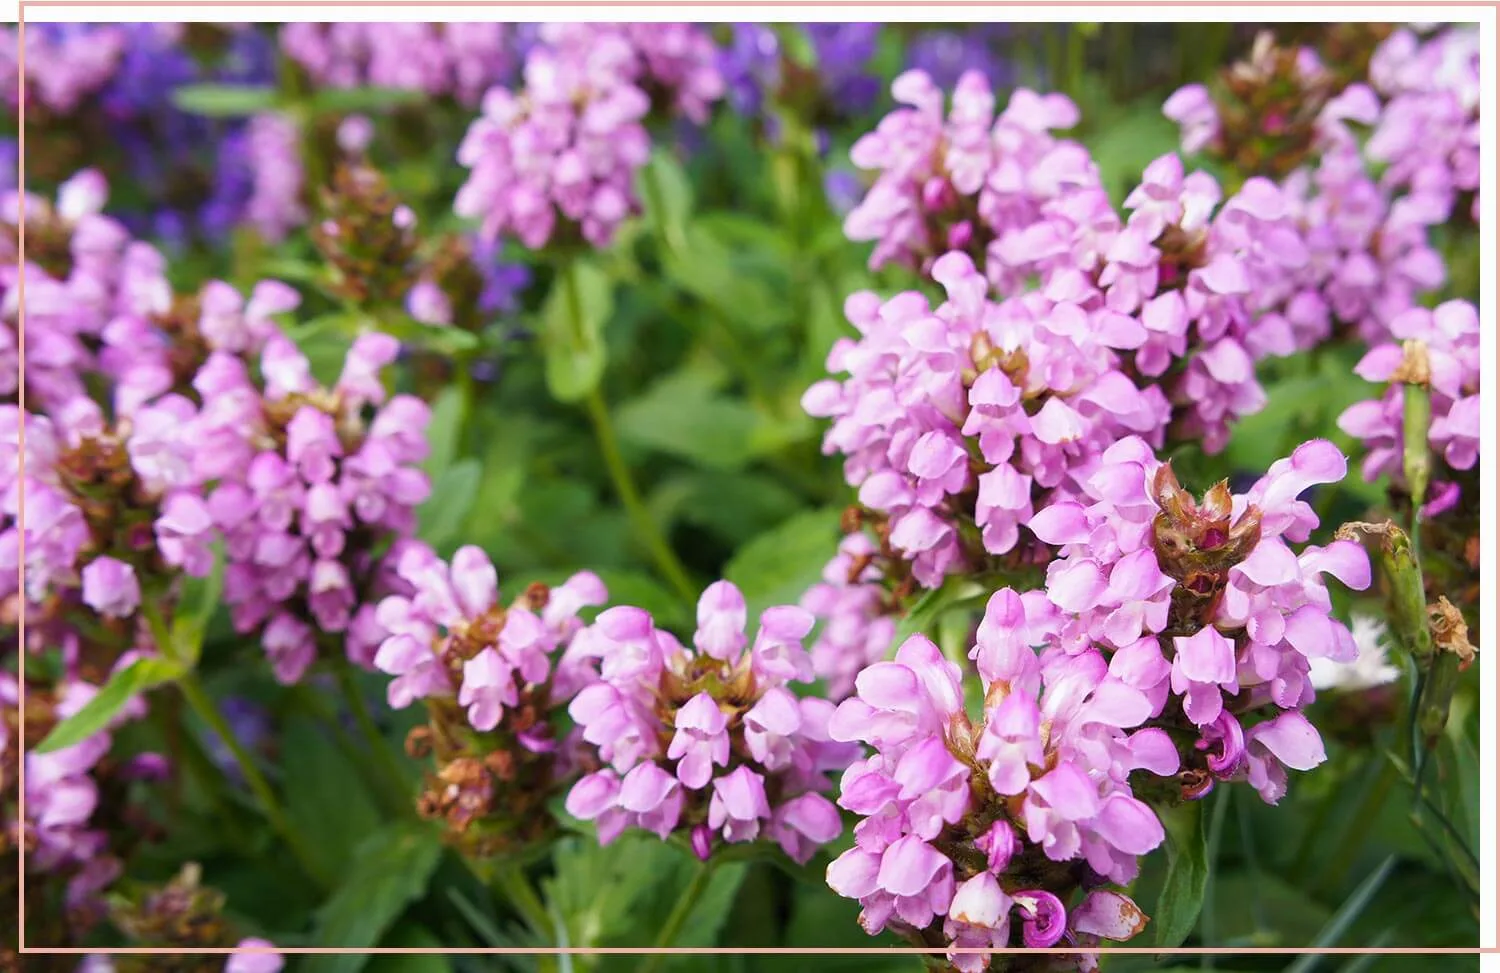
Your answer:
[563,581,853,864]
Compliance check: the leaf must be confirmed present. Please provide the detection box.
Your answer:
[377,314,482,357]
[35,656,185,754]
[723,508,844,618]
[544,834,671,948]
[305,822,445,973]
[639,150,694,252]
[169,540,224,667]
[1283,856,1398,973]
[615,368,761,471]
[1154,800,1209,947]
[663,471,803,547]
[422,386,469,481]
[282,715,382,880]
[892,575,987,648]
[1202,872,1332,947]
[648,863,748,950]
[661,219,789,335]
[366,922,454,973]
[417,458,483,551]
[308,86,428,114]
[541,261,612,403]
[171,83,279,117]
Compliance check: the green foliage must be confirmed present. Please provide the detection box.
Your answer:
[1154,801,1211,948]
[36,656,185,753]
[304,824,446,973]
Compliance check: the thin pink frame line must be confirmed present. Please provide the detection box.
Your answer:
[12,2,1498,957]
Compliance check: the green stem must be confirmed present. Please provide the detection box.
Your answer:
[176,672,329,890]
[1201,786,1232,960]
[492,861,554,937]
[1065,25,1088,99]
[582,384,697,605]
[638,861,715,973]
[335,665,416,815]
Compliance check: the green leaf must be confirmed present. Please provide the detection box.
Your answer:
[1202,871,1332,947]
[662,471,803,547]
[1154,801,1209,947]
[1283,856,1398,973]
[615,368,761,471]
[306,823,445,973]
[541,261,612,403]
[544,834,671,948]
[417,458,483,551]
[639,150,694,252]
[421,386,468,481]
[308,86,428,114]
[892,574,987,648]
[35,656,185,754]
[660,219,789,335]
[171,84,279,117]
[366,922,454,973]
[169,540,224,667]
[723,508,844,618]
[282,715,382,880]
[377,314,482,357]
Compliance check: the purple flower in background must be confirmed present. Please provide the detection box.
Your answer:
[718,24,781,116]
[203,697,274,783]
[805,24,882,117]
[904,25,1014,91]
[279,23,517,107]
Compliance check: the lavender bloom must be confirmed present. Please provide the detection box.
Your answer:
[562,581,856,864]
[1338,300,1480,512]
[904,25,1014,91]
[454,23,724,251]
[804,24,882,117]
[280,23,517,107]
[717,24,781,117]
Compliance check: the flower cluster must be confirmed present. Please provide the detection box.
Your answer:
[2,671,134,933]
[3,170,140,412]
[1164,26,1477,346]
[280,22,517,107]
[823,438,1369,968]
[7,24,279,241]
[1337,300,1480,517]
[801,532,897,702]
[234,113,307,245]
[91,863,283,973]
[838,71,1316,463]
[564,581,857,864]
[372,544,606,854]
[454,23,723,250]
[1364,26,1480,225]
[824,634,1157,969]
[195,331,432,683]
[1026,436,1370,801]
[3,23,126,115]
[842,69,1094,279]
[802,249,1171,589]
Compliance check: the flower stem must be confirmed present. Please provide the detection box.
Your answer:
[335,664,416,815]
[492,861,554,933]
[582,385,697,605]
[638,860,715,973]
[176,672,329,891]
